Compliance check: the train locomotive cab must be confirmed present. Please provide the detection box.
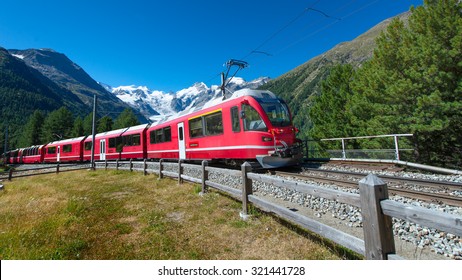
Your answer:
[236,90,302,168]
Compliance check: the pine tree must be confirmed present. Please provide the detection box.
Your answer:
[83,113,94,135]
[349,0,462,166]
[73,116,84,137]
[309,64,356,141]
[41,107,74,143]
[98,116,113,133]
[113,108,140,129]
[18,110,44,147]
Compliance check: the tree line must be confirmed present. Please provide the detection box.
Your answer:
[16,107,140,148]
[308,0,462,168]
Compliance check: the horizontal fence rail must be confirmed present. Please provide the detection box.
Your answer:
[0,163,91,181]
[4,159,461,260]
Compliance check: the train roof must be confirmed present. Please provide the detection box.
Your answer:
[194,89,278,111]
[151,89,279,125]
[90,124,149,139]
[47,136,87,146]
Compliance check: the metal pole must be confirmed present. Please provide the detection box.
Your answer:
[90,94,97,170]
[341,139,346,159]
[394,135,400,161]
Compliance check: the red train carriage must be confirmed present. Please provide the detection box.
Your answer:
[20,145,45,163]
[83,124,149,161]
[5,89,300,168]
[146,89,301,168]
[43,136,87,163]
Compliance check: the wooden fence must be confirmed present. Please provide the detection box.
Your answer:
[94,159,462,260]
[3,160,461,260]
[0,163,90,181]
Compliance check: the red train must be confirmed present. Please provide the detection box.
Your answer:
[3,89,302,168]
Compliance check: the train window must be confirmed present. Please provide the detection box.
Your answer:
[164,127,171,142]
[189,110,223,138]
[150,127,172,144]
[132,134,141,146]
[155,129,163,143]
[179,127,184,141]
[63,144,72,153]
[258,98,291,127]
[48,147,56,154]
[242,104,267,131]
[204,111,223,136]
[84,142,92,151]
[109,138,116,148]
[189,117,204,138]
[109,136,124,152]
[231,106,240,132]
[123,134,141,146]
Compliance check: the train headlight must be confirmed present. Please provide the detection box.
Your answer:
[262,136,273,142]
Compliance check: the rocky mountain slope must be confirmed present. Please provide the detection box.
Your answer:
[8,48,146,122]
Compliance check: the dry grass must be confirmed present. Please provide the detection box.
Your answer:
[0,169,342,260]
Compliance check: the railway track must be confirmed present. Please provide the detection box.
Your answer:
[274,169,462,208]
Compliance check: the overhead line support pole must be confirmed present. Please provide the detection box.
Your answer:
[90,94,97,170]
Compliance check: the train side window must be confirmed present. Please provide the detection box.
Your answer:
[242,104,267,131]
[109,136,123,152]
[231,106,240,132]
[84,142,92,151]
[48,147,56,154]
[109,137,116,148]
[155,129,163,143]
[132,134,141,146]
[179,127,184,141]
[204,111,223,136]
[189,117,204,138]
[63,144,72,153]
[150,126,172,144]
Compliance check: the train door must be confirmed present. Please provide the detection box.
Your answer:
[57,146,61,162]
[100,139,106,161]
[177,122,186,159]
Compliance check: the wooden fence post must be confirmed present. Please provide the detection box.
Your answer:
[359,174,396,260]
[240,162,253,220]
[116,159,119,171]
[178,160,183,184]
[158,159,163,179]
[105,159,108,170]
[143,159,147,176]
[8,169,13,181]
[56,163,60,174]
[201,160,208,195]
[130,159,133,172]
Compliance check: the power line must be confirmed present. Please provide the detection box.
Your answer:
[273,0,380,56]
[241,0,322,61]
[204,1,383,87]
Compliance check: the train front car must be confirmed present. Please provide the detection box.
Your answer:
[237,89,302,168]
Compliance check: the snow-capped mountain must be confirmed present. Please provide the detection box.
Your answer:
[103,77,270,124]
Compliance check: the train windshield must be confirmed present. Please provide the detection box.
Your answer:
[257,98,291,127]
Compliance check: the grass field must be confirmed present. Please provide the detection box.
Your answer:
[0,169,343,260]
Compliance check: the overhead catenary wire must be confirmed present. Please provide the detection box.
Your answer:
[205,0,384,88]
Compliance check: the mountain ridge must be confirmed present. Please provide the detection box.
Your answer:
[105,76,271,123]
[8,48,147,122]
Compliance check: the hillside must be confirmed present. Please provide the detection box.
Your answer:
[0,47,89,144]
[261,12,410,136]
[8,49,146,122]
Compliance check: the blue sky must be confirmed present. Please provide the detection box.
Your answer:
[0,0,422,92]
